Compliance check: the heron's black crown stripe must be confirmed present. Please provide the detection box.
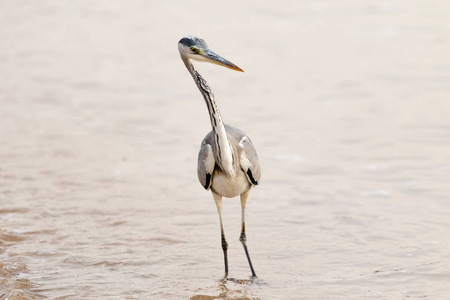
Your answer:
[179,37,209,49]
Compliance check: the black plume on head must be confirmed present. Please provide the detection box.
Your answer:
[179,36,209,49]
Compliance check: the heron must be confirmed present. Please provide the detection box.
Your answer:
[178,36,261,278]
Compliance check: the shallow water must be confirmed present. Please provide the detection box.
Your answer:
[1,1,450,299]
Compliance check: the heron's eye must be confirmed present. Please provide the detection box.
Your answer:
[190,47,198,53]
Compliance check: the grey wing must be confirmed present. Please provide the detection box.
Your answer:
[225,124,261,186]
[239,135,261,185]
[197,133,215,190]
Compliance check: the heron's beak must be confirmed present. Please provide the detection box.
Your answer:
[203,50,244,72]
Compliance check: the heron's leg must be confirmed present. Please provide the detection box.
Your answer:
[240,189,257,278]
[213,192,228,278]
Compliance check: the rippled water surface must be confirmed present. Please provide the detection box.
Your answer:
[1,1,450,299]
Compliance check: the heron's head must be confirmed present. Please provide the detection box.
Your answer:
[178,36,243,72]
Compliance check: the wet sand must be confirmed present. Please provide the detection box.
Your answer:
[1,1,450,299]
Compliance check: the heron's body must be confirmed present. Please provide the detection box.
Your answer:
[199,124,259,198]
[178,36,260,278]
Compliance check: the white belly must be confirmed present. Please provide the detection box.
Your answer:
[211,169,251,198]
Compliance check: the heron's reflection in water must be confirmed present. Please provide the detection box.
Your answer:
[191,277,266,300]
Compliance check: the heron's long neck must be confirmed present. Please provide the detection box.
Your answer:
[185,60,235,176]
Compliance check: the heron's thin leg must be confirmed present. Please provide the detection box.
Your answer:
[240,189,257,278]
[213,192,228,278]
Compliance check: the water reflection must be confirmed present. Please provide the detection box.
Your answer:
[191,277,266,300]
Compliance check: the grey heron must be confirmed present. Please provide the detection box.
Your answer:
[178,36,261,278]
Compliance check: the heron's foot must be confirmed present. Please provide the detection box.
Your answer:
[227,277,248,284]
[250,276,267,286]
[226,276,266,286]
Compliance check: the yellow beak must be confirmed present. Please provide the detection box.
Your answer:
[202,50,244,72]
